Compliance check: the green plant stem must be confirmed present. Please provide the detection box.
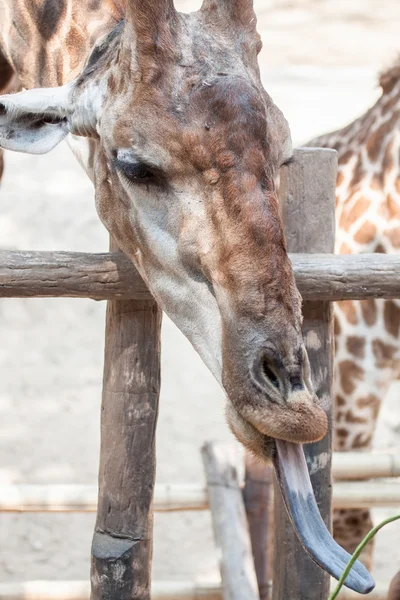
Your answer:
[328,513,400,600]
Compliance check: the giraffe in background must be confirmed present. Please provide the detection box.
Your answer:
[310,58,400,568]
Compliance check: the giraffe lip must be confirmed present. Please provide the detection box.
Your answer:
[273,439,375,594]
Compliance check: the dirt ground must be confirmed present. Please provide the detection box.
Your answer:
[1,0,400,592]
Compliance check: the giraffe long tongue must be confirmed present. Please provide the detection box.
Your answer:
[273,439,375,594]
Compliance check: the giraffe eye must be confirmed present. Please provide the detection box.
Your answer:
[114,159,161,185]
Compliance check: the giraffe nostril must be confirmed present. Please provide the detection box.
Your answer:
[290,376,304,392]
[262,358,280,389]
[250,351,281,393]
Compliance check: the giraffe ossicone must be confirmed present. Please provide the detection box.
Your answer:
[0,0,374,591]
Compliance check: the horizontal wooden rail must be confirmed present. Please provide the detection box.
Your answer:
[0,250,399,301]
[333,481,400,509]
[0,483,207,513]
[332,451,400,480]
[0,580,388,599]
[0,580,220,600]
[2,479,400,512]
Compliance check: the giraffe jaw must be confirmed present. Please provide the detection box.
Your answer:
[274,440,375,594]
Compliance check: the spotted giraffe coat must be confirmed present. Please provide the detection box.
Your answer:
[309,58,400,564]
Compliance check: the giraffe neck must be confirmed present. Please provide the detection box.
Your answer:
[309,59,400,564]
[0,0,124,89]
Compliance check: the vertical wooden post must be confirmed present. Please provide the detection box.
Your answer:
[244,455,274,600]
[91,240,162,600]
[273,148,337,600]
[202,442,260,600]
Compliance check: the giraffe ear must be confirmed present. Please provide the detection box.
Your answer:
[0,86,72,154]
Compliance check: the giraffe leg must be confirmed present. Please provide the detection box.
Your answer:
[333,299,400,570]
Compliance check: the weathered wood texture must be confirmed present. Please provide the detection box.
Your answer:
[201,442,259,600]
[0,250,148,299]
[0,580,390,600]
[0,580,222,600]
[292,253,400,300]
[243,455,274,600]
[0,250,399,301]
[273,147,336,600]
[90,241,162,600]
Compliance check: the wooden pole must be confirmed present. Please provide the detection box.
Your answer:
[243,455,274,600]
[273,147,337,600]
[201,442,260,600]
[90,240,162,600]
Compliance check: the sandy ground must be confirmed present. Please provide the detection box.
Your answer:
[1,0,400,592]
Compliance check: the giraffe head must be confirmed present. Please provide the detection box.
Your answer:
[0,0,327,453]
[0,2,376,590]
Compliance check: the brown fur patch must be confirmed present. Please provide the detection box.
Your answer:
[204,168,220,185]
[346,336,366,359]
[382,138,394,172]
[344,410,366,424]
[336,394,346,407]
[339,360,364,395]
[380,60,400,94]
[382,91,400,115]
[339,300,358,325]
[339,197,370,231]
[337,170,345,186]
[334,317,341,336]
[367,113,400,162]
[370,173,384,190]
[336,427,349,438]
[349,157,364,188]
[191,145,213,171]
[388,194,400,219]
[354,221,377,245]
[356,395,380,419]
[338,149,353,165]
[339,242,352,254]
[372,339,398,365]
[38,0,67,41]
[353,432,372,448]
[0,50,14,93]
[384,301,400,338]
[360,298,377,326]
[387,226,400,248]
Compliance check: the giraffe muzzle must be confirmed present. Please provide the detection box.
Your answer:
[274,439,375,594]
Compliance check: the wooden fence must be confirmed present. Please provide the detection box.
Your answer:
[1,148,400,599]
